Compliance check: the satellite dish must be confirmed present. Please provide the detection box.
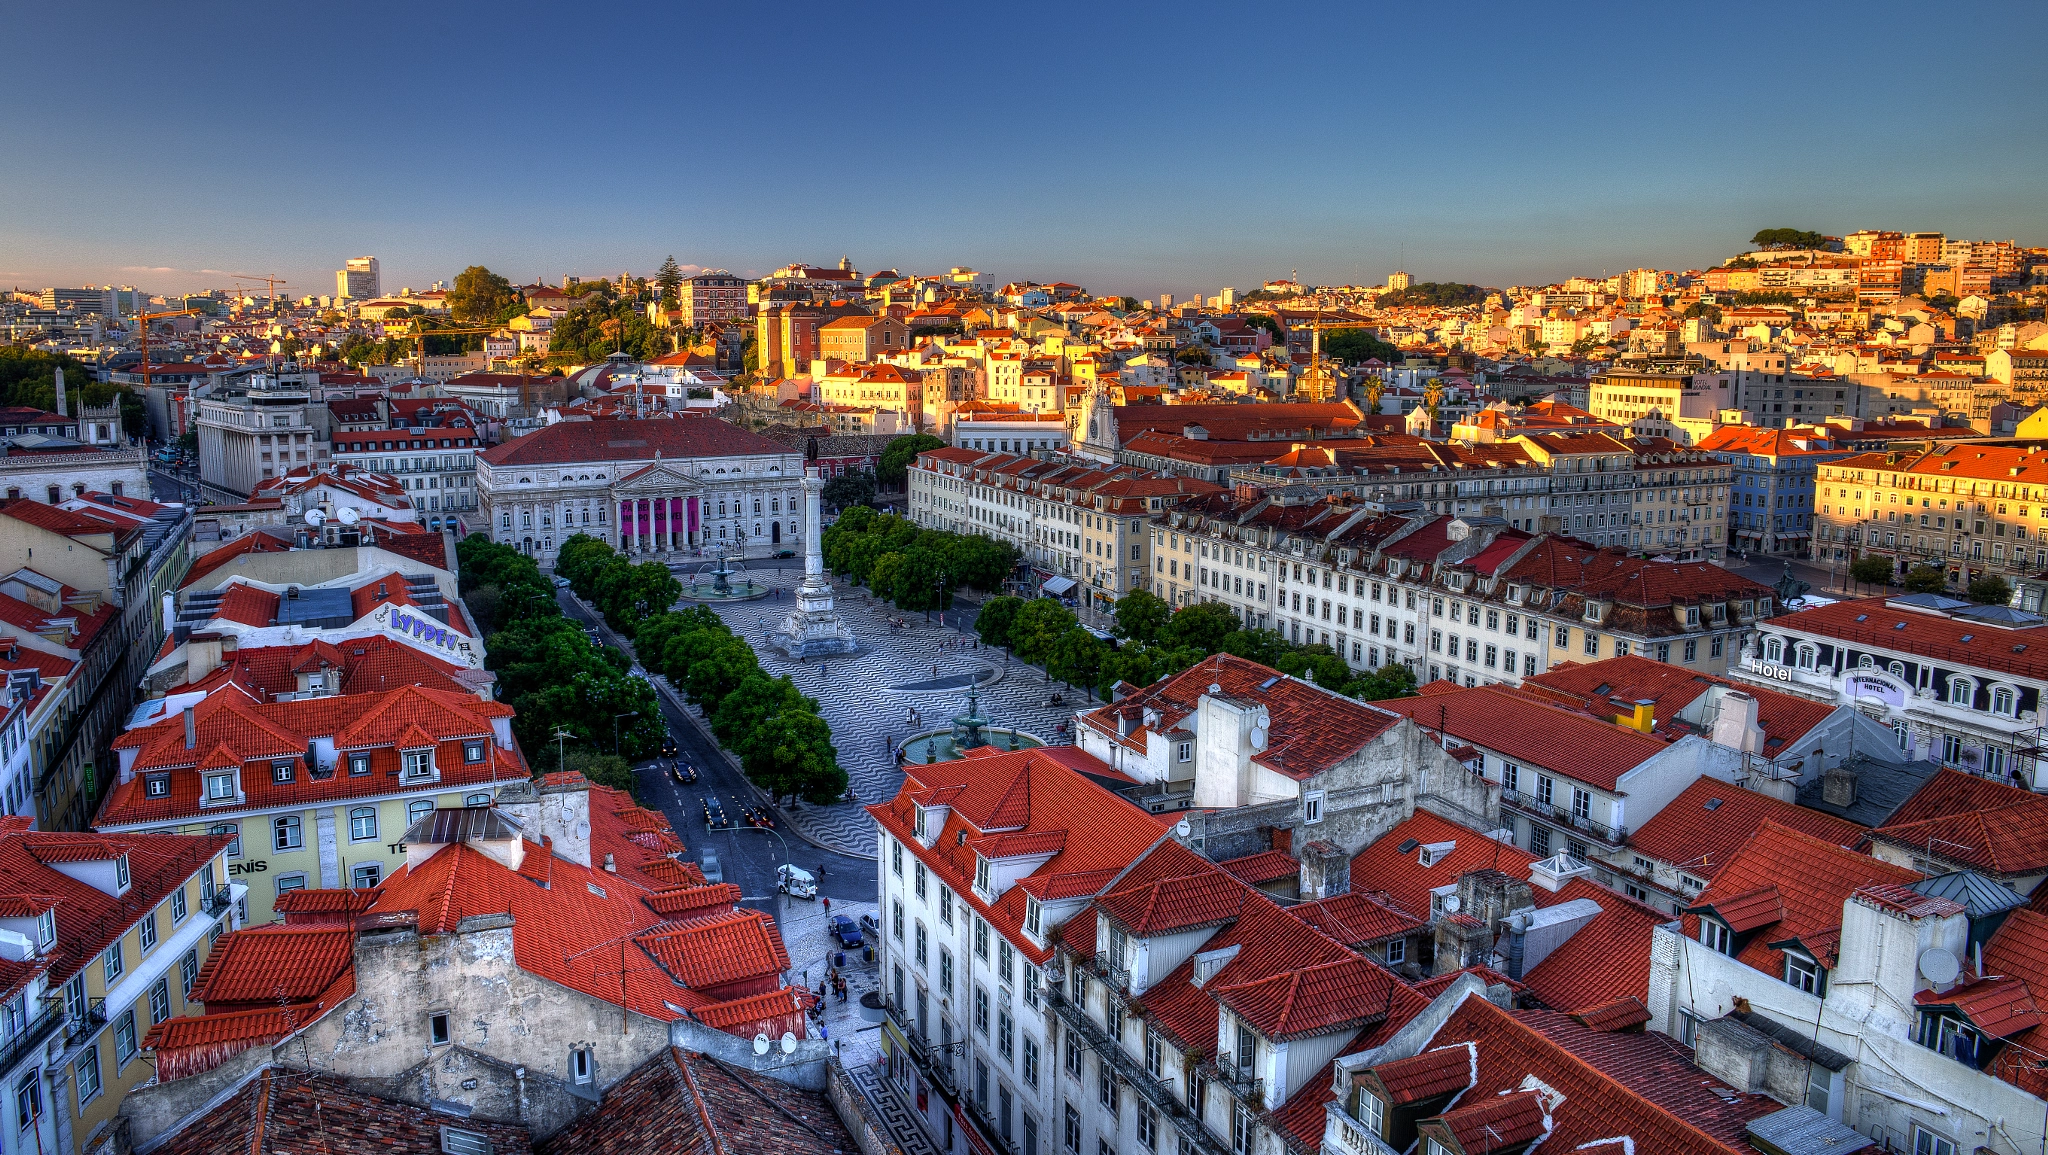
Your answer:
[752,1033,770,1055]
[337,506,361,525]
[780,1032,798,1054]
[1249,727,1268,750]
[1174,819,1191,839]
[1441,895,1462,915]
[304,508,326,526]
[1919,947,1960,986]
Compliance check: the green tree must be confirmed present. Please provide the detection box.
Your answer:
[1967,575,2012,606]
[561,747,641,800]
[1347,662,1419,702]
[1011,599,1078,666]
[1750,228,1827,251]
[449,265,518,325]
[1112,588,1172,645]
[1321,328,1401,365]
[1848,555,1894,591]
[1217,629,1291,667]
[975,596,1024,649]
[1161,602,1241,653]
[676,633,761,715]
[876,433,946,488]
[1047,628,1105,694]
[1374,283,1488,309]
[1903,565,1948,594]
[1175,345,1212,365]
[656,255,684,308]
[821,471,877,511]
[738,711,846,804]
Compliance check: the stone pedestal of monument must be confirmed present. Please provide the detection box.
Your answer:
[771,467,860,659]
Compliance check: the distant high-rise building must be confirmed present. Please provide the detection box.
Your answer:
[1219,287,1237,307]
[1159,292,1174,310]
[37,286,136,315]
[1387,270,1412,291]
[336,256,380,300]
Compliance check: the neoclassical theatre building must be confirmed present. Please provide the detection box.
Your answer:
[476,415,807,565]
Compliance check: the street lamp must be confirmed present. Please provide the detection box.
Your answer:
[614,711,638,757]
[553,728,576,776]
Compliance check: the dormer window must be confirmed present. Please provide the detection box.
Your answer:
[349,754,371,776]
[1699,917,1732,955]
[402,750,434,781]
[204,773,234,802]
[974,855,991,894]
[144,774,169,798]
[464,742,485,764]
[914,807,930,840]
[35,909,54,950]
[1025,897,1042,937]
[272,760,295,784]
[113,853,130,891]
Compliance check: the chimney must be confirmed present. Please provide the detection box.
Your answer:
[1822,762,1858,809]
[1711,690,1764,754]
[183,705,196,749]
[1622,699,1655,733]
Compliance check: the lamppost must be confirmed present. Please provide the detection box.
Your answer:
[614,711,638,757]
[553,728,575,776]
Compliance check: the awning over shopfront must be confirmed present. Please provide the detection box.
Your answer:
[1041,575,1077,597]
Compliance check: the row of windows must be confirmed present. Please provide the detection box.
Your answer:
[206,794,491,857]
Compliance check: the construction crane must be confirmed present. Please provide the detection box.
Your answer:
[227,274,289,307]
[131,309,204,387]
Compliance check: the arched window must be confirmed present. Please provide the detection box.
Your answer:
[1796,645,1817,670]
[1857,654,1873,668]
[1889,661,1906,679]
[1952,677,1975,707]
[1993,686,2015,716]
[407,799,436,825]
[1765,637,1784,663]
[465,793,493,806]
[348,807,377,842]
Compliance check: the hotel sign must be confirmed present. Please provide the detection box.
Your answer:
[1744,657,1793,682]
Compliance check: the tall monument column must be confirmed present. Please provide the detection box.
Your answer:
[770,465,858,659]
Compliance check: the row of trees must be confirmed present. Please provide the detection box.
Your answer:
[455,536,660,797]
[554,535,684,637]
[1850,555,2011,604]
[821,506,1018,613]
[546,533,847,804]
[972,589,1419,703]
[0,348,146,436]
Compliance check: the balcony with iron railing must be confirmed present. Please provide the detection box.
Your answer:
[64,997,105,1046]
[1091,953,1131,995]
[883,996,959,1098]
[0,997,65,1077]
[1499,789,1626,846]
[1044,977,1230,1155]
[1201,1055,1266,1113]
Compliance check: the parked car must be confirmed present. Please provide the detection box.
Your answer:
[553,576,571,588]
[777,864,817,899]
[858,912,880,937]
[775,549,796,559]
[829,914,864,948]
[699,848,722,884]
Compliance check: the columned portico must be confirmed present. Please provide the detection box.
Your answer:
[615,494,702,555]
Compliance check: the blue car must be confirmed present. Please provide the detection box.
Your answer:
[829,915,863,948]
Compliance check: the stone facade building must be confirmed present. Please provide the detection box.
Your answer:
[476,415,804,566]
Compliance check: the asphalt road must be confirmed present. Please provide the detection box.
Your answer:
[149,466,201,504]
[553,587,879,926]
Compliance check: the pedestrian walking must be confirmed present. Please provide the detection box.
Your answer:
[823,897,832,916]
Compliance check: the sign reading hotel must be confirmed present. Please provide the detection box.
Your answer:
[365,603,483,669]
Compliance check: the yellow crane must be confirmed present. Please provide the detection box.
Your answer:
[132,309,204,387]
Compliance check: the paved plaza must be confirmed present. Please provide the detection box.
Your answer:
[691,572,1084,857]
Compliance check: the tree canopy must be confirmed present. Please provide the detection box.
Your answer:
[448,265,520,325]
[656,256,683,308]
[548,298,666,363]
[1320,327,1401,366]
[1750,228,1828,251]
[876,433,946,488]
[821,509,1017,612]
[1375,282,1488,308]
[0,347,145,435]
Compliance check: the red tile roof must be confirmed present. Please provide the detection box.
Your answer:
[1872,768,2048,876]
[1077,654,1399,781]
[1218,849,1300,887]
[868,748,1169,966]
[1682,821,1921,974]
[634,909,791,994]
[188,924,356,1009]
[1349,811,1536,920]
[1768,596,2048,682]
[0,826,228,989]
[1372,685,1668,790]
[144,1066,531,1155]
[1522,654,1836,752]
[1628,776,1870,883]
[1370,1042,1475,1103]
[539,1046,853,1155]
[1289,891,1426,947]
[479,414,792,467]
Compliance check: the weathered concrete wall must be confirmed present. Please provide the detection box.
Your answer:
[120,1049,273,1149]
[294,919,672,1124]
[824,1058,895,1155]
[668,1017,831,1091]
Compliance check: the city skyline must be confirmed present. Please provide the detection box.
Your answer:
[4,1,2044,297]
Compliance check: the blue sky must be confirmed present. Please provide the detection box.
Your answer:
[5,1,2043,299]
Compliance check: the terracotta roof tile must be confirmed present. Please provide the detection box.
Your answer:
[189,925,356,1009]
[1628,776,1869,883]
[1873,768,2048,876]
[1682,821,1921,976]
[1367,1042,1474,1103]
[1218,849,1299,887]
[1373,685,1667,790]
